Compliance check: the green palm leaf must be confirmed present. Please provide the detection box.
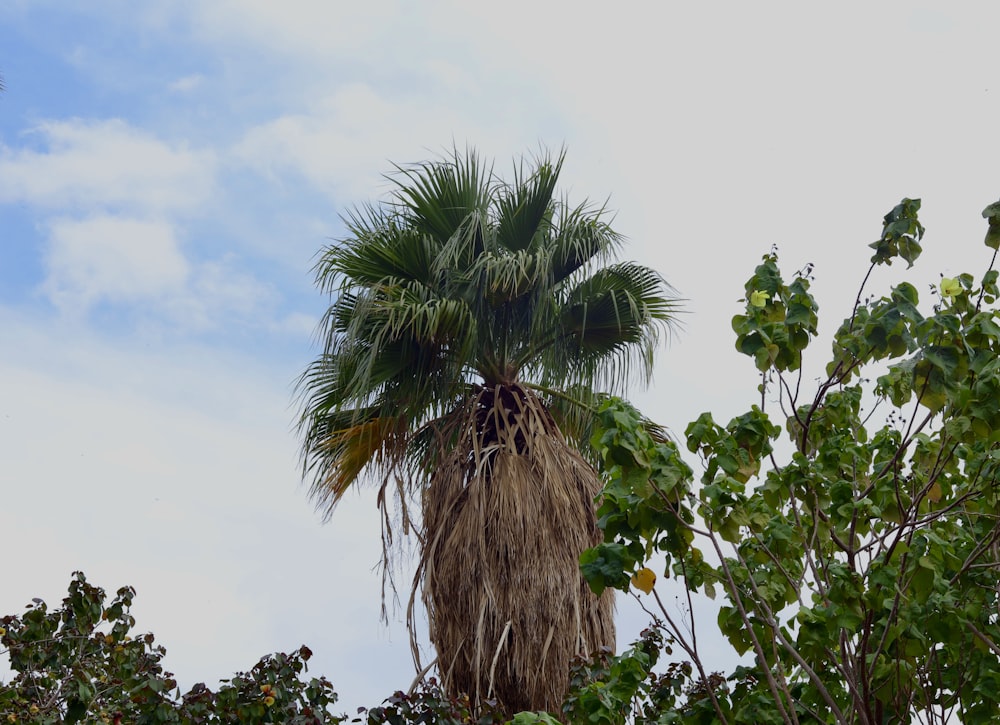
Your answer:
[391,148,491,250]
[298,148,681,510]
[494,150,563,253]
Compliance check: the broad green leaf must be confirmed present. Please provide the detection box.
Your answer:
[984,200,1000,249]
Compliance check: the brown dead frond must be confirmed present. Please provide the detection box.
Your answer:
[416,383,615,715]
[313,415,408,514]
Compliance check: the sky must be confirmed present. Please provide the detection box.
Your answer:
[2,1,1000,716]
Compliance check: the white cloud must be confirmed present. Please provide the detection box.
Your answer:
[43,215,190,312]
[185,1,408,62]
[165,254,279,332]
[40,216,280,333]
[0,116,293,333]
[233,83,530,204]
[168,73,204,92]
[0,118,215,212]
[272,311,317,338]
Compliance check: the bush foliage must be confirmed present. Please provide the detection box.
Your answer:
[0,572,341,723]
[583,197,1000,723]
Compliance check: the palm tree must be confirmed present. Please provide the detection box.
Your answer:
[297,148,679,715]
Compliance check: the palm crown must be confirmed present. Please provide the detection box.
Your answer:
[298,148,678,516]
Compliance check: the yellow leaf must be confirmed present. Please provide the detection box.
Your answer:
[749,290,770,308]
[631,567,656,594]
[940,277,961,299]
[927,481,942,503]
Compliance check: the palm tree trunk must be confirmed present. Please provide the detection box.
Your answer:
[421,384,615,715]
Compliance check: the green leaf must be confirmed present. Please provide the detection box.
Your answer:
[580,543,634,595]
[870,198,924,267]
[509,712,562,725]
[65,699,88,724]
[717,515,742,543]
[985,226,1000,251]
[984,200,1000,250]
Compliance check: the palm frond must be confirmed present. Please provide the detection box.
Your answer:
[560,262,680,347]
[429,208,490,280]
[534,263,682,392]
[494,149,563,253]
[548,201,621,284]
[298,146,683,503]
[305,410,407,518]
[320,207,439,292]
[390,147,492,248]
[469,249,540,305]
